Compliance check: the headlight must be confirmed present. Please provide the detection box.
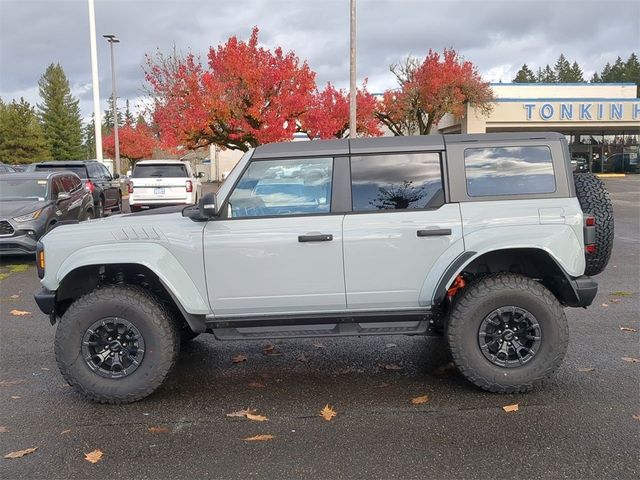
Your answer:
[13,209,42,222]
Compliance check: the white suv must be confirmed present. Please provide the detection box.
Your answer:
[128,160,202,211]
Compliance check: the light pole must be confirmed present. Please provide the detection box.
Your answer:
[87,0,103,162]
[103,34,121,175]
[349,0,357,138]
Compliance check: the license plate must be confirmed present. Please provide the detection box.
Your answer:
[154,187,165,195]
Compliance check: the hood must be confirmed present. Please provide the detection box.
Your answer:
[0,199,49,219]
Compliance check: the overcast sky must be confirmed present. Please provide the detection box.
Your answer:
[1,0,638,121]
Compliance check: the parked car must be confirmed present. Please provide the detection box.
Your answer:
[602,152,638,173]
[35,132,614,403]
[0,162,17,174]
[570,157,589,173]
[31,161,122,217]
[128,159,203,211]
[0,172,93,255]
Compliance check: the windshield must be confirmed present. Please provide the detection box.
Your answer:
[132,164,188,178]
[35,165,87,179]
[0,178,48,201]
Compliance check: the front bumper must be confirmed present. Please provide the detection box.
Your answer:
[568,276,598,307]
[34,287,57,324]
[0,233,38,255]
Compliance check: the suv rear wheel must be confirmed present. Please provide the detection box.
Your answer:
[447,273,568,393]
[54,285,179,404]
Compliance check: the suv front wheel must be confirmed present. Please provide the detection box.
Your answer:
[447,273,568,393]
[54,285,179,404]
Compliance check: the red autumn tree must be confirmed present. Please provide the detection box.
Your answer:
[144,27,317,152]
[103,120,157,163]
[300,82,382,139]
[376,49,494,135]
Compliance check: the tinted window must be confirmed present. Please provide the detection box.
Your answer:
[229,158,333,218]
[464,146,556,197]
[350,153,443,211]
[60,175,75,192]
[99,164,112,179]
[132,164,188,178]
[35,164,88,179]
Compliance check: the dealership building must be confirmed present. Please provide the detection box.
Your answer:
[438,83,639,173]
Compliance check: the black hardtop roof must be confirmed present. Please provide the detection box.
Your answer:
[252,132,565,159]
[35,160,98,167]
[0,171,60,180]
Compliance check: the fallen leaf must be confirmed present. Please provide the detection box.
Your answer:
[263,343,282,356]
[297,354,308,363]
[232,355,247,364]
[148,426,169,433]
[577,367,596,372]
[0,426,8,433]
[248,381,266,389]
[601,303,609,307]
[9,294,19,299]
[385,343,397,349]
[4,447,37,459]
[374,382,390,388]
[620,326,638,332]
[245,413,268,422]
[610,290,633,297]
[9,309,30,316]
[411,395,429,405]
[226,408,256,418]
[0,379,25,387]
[10,396,21,399]
[243,434,274,442]
[40,367,50,371]
[320,404,337,421]
[312,342,325,349]
[379,363,402,371]
[60,429,71,435]
[621,357,639,363]
[610,298,622,303]
[632,414,640,421]
[84,449,103,464]
[502,404,519,413]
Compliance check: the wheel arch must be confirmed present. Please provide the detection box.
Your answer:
[433,248,581,307]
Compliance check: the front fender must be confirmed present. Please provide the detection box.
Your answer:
[48,243,210,315]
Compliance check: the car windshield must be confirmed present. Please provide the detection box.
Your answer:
[0,178,48,200]
[35,165,87,179]
[132,164,188,178]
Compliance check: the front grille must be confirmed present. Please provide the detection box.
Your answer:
[0,220,14,236]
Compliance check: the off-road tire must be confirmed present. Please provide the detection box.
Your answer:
[447,273,568,393]
[574,172,614,276]
[54,285,179,404]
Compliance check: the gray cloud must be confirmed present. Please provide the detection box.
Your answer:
[1,0,638,120]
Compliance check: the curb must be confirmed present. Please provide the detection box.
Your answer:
[596,174,626,178]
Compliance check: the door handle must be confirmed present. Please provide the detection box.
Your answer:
[298,233,333,242]
[417,228,452,237]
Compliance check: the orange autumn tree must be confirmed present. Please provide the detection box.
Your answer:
[376,49,494,135]
[300,82,382,139]
[103,120,157,164]
[144,27,317,152]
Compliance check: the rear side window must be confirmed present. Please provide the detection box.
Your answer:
[132,164,188,178]
[60,175,76,192]
[464,146,556,197]
[350,152,443,211]
[35,164,88,179]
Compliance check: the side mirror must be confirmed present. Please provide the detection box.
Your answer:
[113,173,120,179]
[199,193,217,217]
[56,192,71,202]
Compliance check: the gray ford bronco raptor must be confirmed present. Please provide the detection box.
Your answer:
[34,132,614,403]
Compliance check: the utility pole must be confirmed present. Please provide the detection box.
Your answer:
[87,0,103,162]
[349,0,357,138]
[104,34,121,175]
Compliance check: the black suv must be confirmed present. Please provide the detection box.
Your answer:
[32,161,122,217]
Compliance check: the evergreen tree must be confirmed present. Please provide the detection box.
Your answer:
[601,57,626,82]
[567,61,585,82]
[539,64,557,82]
[623,53,640,84]
[82,116,96,160]
[590,72,601,83]
[0,97,51,163]
[554,54,572,82]
[103,100,123,134]
[513,64,536,83]
[37,63,83,159]
[124,99,135,125]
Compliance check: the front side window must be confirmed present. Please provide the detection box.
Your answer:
[350,152,443,212]
[228,157,333,218]
[464,146,556,197]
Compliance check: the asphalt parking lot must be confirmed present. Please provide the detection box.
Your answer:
[1,177,638,479]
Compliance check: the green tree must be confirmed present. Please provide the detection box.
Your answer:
[37,63,83,159]
[103,100,123,133]
[601,57,626,82]
[513,64,536,83]
[124,99,135,125]
[590,72,601,83]
[623,53,640,84]
[0,97,51,164]
[82,116,96,160]
[554,54,572,82]
[567,61,585,82]
[538,64,557,82]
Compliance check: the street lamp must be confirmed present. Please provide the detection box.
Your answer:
[349,0,357,138]
[103,34,120,175]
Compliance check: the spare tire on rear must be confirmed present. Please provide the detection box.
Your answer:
[573,173,614,276]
